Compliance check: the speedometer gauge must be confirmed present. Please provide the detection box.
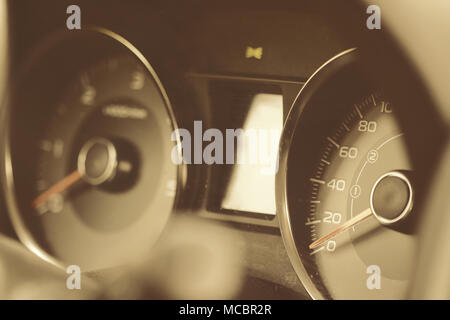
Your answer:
[3,28,184,271]
[277,49,417,299]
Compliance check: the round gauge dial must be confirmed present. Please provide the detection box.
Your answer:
[278,49,418,299]
[304,93,413,299]
[4,29,183,271]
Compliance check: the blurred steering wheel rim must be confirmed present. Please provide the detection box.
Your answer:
[362,0,450,299]
[373,1,450,299]
[0,0,7,110]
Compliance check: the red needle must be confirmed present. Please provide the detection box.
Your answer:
[309,207,373,249]
[32,170,82,209]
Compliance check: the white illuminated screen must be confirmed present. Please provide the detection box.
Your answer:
[221,93,283,215]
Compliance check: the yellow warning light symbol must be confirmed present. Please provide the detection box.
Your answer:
[245,46,263,60]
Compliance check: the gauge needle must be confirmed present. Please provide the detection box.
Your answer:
[32,170,82,209]
[309,207,373,249]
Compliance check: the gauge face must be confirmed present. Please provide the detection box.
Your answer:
[6,29,182,271]
[278,50,418,299]
[303,93,414,299]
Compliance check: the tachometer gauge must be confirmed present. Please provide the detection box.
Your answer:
[277,49,417,299]
[3,28,183,271]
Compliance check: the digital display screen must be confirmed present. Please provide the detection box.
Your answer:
[206,81,283,216]
[221,93,283,215]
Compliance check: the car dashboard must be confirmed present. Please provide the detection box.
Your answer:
[0,0,449,301]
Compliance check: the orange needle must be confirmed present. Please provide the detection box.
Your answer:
[309,208,373,249]
[32,170,82,209]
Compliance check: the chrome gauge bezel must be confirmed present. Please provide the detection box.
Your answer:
[1,27,186,270]
[276,48,360,299]
[370,171,414,226]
